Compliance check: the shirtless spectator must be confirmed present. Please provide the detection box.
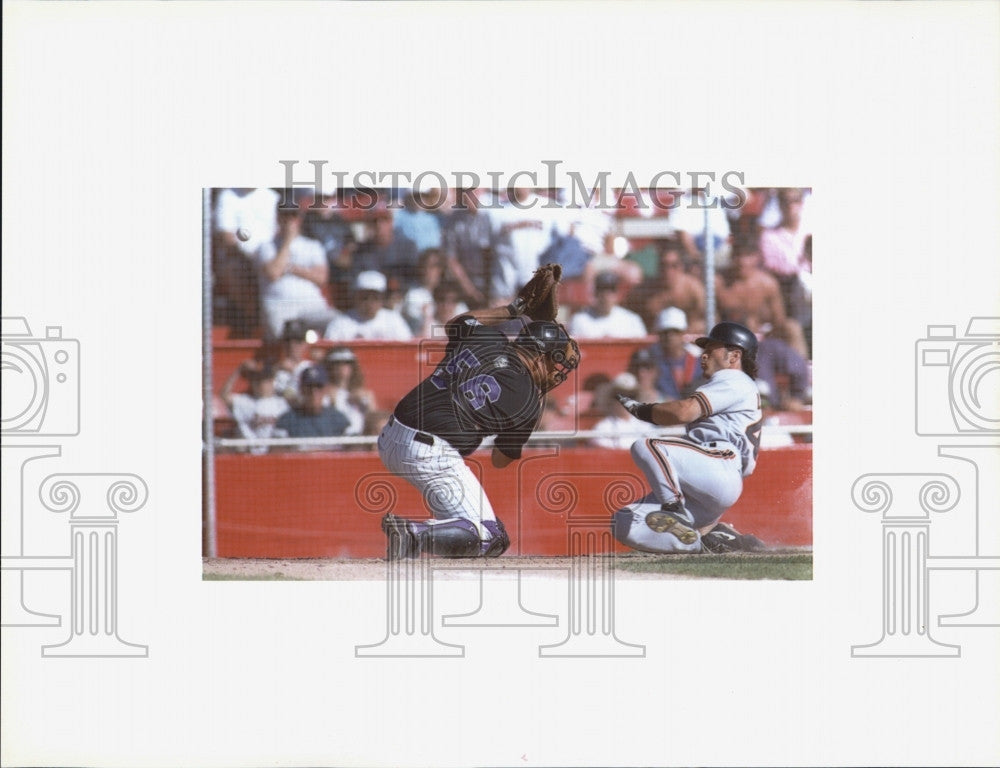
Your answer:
[715,239,808,359]
[628,241,707,335]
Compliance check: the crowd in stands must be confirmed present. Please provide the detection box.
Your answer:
[212,185,813,448]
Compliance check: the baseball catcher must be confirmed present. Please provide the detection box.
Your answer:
[378,291,580,559]
[612,321,767,554]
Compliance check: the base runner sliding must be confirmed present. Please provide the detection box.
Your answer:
[614,321,767,554]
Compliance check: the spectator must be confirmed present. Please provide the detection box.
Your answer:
[589,373,657,450]
[441,187,495,307]
[628,241,707,334]
[568,271,648,339]
[323,270,414,341]
[302,192,355,281]
[417,281,470,338]
[393,189,443,254]
[271,319,317,404]
[257,206,340,340]
[715,239,809,359]
[489,188,558,304]
[322,346,377,436]
[668,187,735,272]
[800,234,813,357]
[219,359,290,452]
[401,249,448,334]
[759,188,812,334]
[275,365,351,439]
[621,189,682,280]
[645,307,703,400]
[213,187,279,337]
[755,324,812,411]
[353,209,420,290]
[627,347,666,404]
[384,273,406,315]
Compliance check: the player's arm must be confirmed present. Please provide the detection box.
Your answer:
[491,447,515,469]
[289,256,328,288]
[491,402,541,469]
[616,393,704,426]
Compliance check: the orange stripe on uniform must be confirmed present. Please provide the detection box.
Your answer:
[693,391,711,418]
[650,436,736,461]
[645,438,683,498]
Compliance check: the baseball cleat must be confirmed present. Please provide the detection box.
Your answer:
[701,522,767,553]
[644,504,698,545]
[382,513,420,560]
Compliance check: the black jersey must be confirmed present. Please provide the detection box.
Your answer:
[394,316,543,458]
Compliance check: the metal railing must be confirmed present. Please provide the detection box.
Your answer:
[213,423,812,452]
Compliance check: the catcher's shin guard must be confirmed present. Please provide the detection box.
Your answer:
[480,519,511,557]
[382,515,482,559]
[418,518,482,558]
[382,513,420,560]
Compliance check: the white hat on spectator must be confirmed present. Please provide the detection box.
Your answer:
[355,270,388,293]
[655,307,688,333]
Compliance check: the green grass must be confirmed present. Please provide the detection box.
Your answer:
[614,552,812,580]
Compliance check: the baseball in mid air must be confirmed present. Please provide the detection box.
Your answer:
[236,227,251,242]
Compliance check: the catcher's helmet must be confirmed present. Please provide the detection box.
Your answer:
[514,321,581,386]
[695,321,758,360]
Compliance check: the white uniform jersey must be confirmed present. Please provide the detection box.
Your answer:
[686,368,763,476]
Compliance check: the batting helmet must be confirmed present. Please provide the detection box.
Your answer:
[695,321,758,360]
[514,321,581,386]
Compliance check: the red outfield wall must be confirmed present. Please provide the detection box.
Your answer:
[213,444,812,558]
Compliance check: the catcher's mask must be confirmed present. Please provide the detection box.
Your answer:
[515,321,581,390]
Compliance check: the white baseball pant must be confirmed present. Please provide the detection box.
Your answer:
[377,416,496,539]
[616,436,743,553]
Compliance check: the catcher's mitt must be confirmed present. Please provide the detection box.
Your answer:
[509,263,562,322]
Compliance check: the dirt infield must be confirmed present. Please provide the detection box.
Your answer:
[204,556,627,581]
[203,550,813,581]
